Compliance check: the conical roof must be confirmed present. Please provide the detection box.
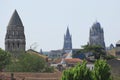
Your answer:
[8,10,23,26]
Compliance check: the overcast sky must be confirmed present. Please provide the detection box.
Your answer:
[0,0,120,51]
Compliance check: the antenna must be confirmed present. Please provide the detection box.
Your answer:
[30,42,38,50]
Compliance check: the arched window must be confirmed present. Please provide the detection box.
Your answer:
[13,43,14,48]
[17,42,19,48]
[8,42,10,49]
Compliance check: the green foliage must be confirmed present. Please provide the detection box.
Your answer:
[82,44,105,59]
[103,55,116,60]
[93,60,112,80]
[61,68,74,80]
[61,60,113,80]
[73,61,93,80]
[44,66,54,72]
[72,44,105,59]
[0,48,11,71]
[61,61,93,80]
[72,44,106,59]
[72,50,86,59]
[19,53,46,72]
[6,53,53,72]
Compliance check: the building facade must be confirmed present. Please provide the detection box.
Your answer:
[5,10,26,56]
[89,21,105,49]
[63,27,72,53]
[116,40,120,58]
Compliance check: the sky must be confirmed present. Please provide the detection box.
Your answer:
[0,0,120,51]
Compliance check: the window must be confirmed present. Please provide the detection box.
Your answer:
[17,43,19,48]
[13,43,14,48]
[13,31,15,35]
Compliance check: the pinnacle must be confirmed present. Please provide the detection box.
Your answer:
[8,10,23,26]
[66,27,70,36]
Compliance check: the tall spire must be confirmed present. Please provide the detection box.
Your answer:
[63,26,72,53]
[8,10,23,26]
[66,26,70,37]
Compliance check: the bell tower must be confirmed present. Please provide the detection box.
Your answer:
[5,10,26,56]
[89,21,105,49]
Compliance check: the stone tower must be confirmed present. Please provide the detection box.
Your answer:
[89,21,105,49]
[63,27,72,53]
[5,10,26,55]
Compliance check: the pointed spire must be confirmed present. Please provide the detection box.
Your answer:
[8,9,23,26]
[66,26,70,36]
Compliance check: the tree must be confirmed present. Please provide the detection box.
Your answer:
[93,60,112,80]
[72,44,106,59]
[0,48,11,71]
[72,50,86,59]
[18,53,46,72]
[82,44,105,59]
[61,61,93,80]
[61,60,113,80]
[61,68,74,80]
[6,52,53,72]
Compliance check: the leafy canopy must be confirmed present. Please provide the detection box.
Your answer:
[61,60,112,80]
[73,44,106,59]
[6,52,54,72]
[0,48,11,71]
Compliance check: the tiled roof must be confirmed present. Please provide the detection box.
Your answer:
[53,58,62,64]
[63,53,69,58]
[65,58,83,64]
[27,49,48,59]
[0,72,62,80]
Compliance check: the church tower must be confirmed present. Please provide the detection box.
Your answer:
[89,21,105,49]
[63,27,72,53]
[5,10,26,56]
